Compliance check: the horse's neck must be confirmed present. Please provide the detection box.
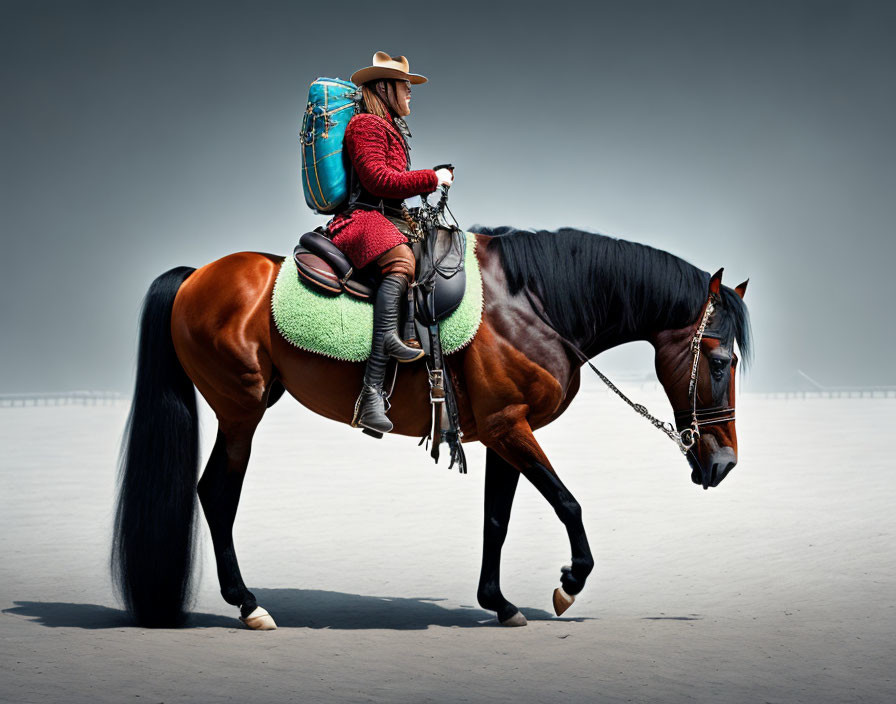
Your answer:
[476,231,705,386]
[582,307,689,357]
[574,245,707,358]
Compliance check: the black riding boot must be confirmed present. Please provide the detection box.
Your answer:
[355,275,423,434]
[378,275,424,363]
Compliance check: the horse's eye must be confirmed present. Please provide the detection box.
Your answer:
[710,358,728,379]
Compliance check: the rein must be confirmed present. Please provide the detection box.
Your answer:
[522,288,729,455]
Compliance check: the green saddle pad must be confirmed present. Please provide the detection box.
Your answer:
[272,234,483,362]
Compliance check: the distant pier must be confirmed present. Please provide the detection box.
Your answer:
[754,389,896,399]
[0,391,125,407]
[777,370,896,399]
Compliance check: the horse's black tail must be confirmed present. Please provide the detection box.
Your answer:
[112,266,199,627]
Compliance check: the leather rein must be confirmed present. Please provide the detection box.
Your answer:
[523,289,735,455]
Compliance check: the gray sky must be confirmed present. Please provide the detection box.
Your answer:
[1,0,894,393]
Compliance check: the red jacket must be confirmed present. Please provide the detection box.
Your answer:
[328,113,438,268]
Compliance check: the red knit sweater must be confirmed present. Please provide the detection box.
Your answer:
[328,113,438,268]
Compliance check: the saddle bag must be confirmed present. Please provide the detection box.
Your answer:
[300,78,359,214]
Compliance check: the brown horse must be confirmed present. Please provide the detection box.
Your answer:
[112,225,751,629]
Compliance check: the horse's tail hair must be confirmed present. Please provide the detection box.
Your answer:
[112,266,199,627]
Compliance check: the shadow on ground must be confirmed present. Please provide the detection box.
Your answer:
[3,602,232,629]
[4,589,579,630]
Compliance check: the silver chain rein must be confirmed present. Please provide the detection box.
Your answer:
[586,297,715,455]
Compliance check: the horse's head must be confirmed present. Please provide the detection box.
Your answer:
[653,269,751,489]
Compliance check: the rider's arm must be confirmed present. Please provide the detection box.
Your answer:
[345,114,439,199]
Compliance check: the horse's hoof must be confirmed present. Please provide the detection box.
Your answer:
[239,606,277,631]
[553,587,575,616]
[499,611,528,627]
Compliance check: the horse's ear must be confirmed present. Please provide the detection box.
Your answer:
[709,268,724,295]
[735,279,749,299]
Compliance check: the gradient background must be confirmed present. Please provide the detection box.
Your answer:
[2,0,894,393]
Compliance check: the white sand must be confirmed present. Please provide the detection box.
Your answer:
[1,382,894,703]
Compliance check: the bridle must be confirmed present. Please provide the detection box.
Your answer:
[523,288,735,455]
[669,294,736,451]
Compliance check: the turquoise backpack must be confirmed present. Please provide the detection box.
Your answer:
[300,77,359,214]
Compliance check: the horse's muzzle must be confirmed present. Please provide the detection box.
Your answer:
[689,438,737,489]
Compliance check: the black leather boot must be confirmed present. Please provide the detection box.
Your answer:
[355,383,392,434]
[355,275,422,434]
[355,329,392,433]
[355,325,392,433]
[377,275,424,363]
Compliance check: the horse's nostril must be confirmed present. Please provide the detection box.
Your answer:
[712,460,736,486]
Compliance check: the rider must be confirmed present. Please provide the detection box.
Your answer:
[327,51,454,434]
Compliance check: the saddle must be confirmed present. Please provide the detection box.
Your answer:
[293,225,469,471]
[293,228,377,299]
[294,228,466,319]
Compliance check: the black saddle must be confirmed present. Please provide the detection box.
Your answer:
[293,226,467,328]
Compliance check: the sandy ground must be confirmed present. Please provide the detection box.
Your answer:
[1,379,894,703]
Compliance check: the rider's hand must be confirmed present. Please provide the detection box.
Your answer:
[435,168,454,187]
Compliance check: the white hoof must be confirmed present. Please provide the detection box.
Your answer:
[239,606,277,631]
[553,587,575,616]
[500,611,528,627]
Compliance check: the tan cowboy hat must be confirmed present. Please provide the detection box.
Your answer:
[350,51,428,85]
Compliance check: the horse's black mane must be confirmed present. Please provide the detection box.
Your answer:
[474,225,752,363]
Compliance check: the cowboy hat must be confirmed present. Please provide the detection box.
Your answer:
[350,51,428,85]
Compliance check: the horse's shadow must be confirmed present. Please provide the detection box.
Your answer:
[4,589,577,630]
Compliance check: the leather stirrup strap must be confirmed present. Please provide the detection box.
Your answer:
[425,322,467,473]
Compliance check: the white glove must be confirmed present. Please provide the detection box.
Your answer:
[435,168,454,187]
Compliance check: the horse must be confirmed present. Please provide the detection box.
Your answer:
[112,225,751,629]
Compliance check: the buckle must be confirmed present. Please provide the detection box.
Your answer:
[428,369,445,403]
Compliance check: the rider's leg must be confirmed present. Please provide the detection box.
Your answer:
[355,245,423,434]
[375,244,423,358]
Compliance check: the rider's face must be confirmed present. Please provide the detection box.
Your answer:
[395,80,411,116]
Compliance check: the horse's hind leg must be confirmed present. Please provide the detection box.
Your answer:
[197,419,276,630]
[477,448,525,626]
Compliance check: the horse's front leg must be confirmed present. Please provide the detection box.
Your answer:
[485,409,594,618]
[477,448,525,626]
[520,462,594,615]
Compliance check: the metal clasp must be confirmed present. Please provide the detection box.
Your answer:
[428,369,445,404]
[679,426,700,451]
